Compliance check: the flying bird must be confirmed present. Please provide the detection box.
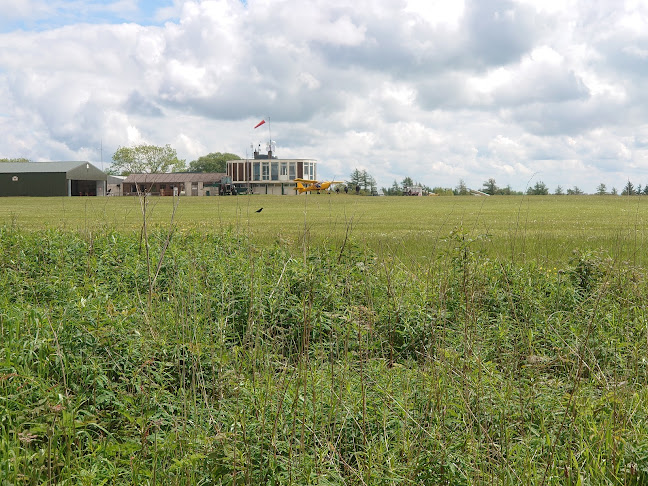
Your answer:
[256,208,263,213]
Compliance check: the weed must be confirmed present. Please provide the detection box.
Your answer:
[1,222,648,484]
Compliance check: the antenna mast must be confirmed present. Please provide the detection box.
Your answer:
[267,116,274,156]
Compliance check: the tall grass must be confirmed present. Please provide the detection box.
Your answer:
[1,213,648,484]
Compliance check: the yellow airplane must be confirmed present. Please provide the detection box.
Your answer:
[294,178,344,193]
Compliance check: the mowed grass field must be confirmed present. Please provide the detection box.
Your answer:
[1,194,648,264]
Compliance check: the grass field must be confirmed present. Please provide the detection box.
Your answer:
[2,194,648,264]
[2,194,648,484]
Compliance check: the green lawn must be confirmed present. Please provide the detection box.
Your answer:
[2,194,648,264]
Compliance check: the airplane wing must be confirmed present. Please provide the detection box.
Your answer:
[294,178,317,183]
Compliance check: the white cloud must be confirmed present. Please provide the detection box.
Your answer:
[404,0,465,28]
[0,0,37,19]
[0,0,647,192]
[126,125,144,145]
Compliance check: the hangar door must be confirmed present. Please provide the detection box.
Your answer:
[70,179,98,196]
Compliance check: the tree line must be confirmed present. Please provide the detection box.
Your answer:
[108,145,241,175]
[372,174,648,196]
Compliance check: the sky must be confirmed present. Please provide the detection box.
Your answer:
[1,0,648,193]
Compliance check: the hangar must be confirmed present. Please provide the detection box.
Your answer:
[0,161,107,197]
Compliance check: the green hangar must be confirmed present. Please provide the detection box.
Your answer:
[0,161,107,196]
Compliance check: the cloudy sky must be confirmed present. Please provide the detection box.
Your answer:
[1,0,648,193]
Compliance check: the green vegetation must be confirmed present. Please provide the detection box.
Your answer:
[1,195,647,264]
[188,153,241,173]
[110,145,186,175]
[2,195,648,484]
[347,169,378,195]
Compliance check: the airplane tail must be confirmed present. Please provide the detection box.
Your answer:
[295,182,306,193]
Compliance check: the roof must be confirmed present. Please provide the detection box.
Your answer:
[0,161,100,173]
[107,175,126,184]
[124,172,227,184]
[0,161,106,181]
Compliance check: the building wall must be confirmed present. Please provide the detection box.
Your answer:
[247,183,297,195]
[122,179,230,196]
[107,183,122,196]
[227,158,316,195]
[123,182,184,196]
[0,172,68,196]
[67,164,107,181]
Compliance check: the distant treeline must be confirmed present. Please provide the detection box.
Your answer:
[380,176,647,196]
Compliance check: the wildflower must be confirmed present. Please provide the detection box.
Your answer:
[50,403,65,413]
[18,432,38,444]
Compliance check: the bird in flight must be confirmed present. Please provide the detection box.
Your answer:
[256,208,263,213]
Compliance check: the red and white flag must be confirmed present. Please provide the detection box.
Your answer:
[254,119,266,129]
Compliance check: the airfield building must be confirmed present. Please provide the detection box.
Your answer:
[0,161,107,197]
[226,145,317,195]
[121,172,232,196]
[107,175,125,196]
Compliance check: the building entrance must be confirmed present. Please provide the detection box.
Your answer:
[71,180,97,196]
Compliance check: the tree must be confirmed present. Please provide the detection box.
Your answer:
[496,184,521,195]
[347,168,376,194]
[622,180,635,196]
[402,176,414,189]
[431,186,454,196]
[554,185,564,195]
[455,179,469,195]
[368,175,378,195]
[527,181,549,195]
[348,168,362,189]
[390,180,402,195]
[566,186,584,195]
[595,183,607,195]
[0,158,30,163]
[382,180,402,196]
[360,170,370,191]
[482,178,498,195]
[111,144,185,175]
[188,152,240,173]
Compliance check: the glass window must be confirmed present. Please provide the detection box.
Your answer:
[304,162,314,180]
[289,163,295,179]
[253,162,260,181]
[271,162,279,180]
[280,162,287,176]
[262,162,269,180]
